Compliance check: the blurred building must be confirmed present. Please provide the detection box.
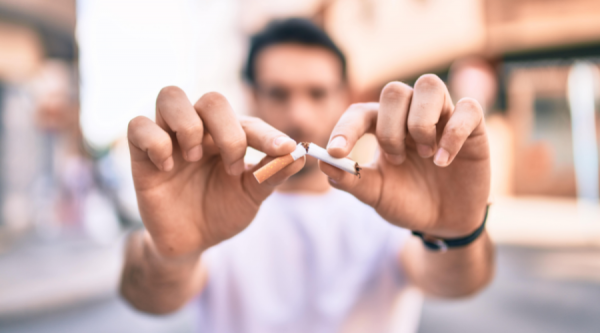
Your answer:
[0,0,121,244]
[0,0,76,79]
[320,0,600,199]
[0,0,77,235]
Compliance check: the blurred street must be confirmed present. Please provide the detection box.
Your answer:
[0,234,197,333]
[420,246,600,333]
[1,244,599,332]
[0,297,196,333]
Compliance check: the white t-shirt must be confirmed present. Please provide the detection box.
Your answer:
[196,189,419,333]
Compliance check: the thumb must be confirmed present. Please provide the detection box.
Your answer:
[319,160,382,208]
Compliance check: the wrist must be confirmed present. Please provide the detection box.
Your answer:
[425,204,489,239]
[412,205,490,252]
[122,229,207,310]
[141,230,203,269]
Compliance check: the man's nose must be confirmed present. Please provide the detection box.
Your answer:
[287,95,314,128]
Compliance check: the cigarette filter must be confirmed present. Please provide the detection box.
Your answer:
[305,143,361,176]
[253,144,307,184]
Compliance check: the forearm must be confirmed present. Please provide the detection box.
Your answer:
[402,231,494,298]
[120,229,207,314]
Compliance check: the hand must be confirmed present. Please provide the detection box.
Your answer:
[128,86,304,258]
[321,75,490,238]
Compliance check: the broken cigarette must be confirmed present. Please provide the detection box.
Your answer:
[253,142,361,184]
[304,142,361,176]
[253,144,307,184]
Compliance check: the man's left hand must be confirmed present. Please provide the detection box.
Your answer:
[321,74,490,238]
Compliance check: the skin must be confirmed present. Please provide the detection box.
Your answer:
[121,44,494,314]
[250,44,349,193]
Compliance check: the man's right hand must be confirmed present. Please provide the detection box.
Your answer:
[127,86,304,259]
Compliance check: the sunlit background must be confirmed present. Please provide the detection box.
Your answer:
[0,0,599,332]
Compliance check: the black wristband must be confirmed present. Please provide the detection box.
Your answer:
[411,205,490,252]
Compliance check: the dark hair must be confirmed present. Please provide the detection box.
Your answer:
[243,18,347,85]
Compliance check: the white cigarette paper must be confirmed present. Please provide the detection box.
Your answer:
[290,144,307,160]
[305,142,360,176]
[253,142,360,184]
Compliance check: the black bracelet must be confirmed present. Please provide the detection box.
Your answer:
[411,205,490,252]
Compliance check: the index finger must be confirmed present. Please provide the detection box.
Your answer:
[326,103,378,158]
[194,92,247,175]
[239,116,297,156]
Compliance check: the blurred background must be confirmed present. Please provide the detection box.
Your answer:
[0,0,599,332]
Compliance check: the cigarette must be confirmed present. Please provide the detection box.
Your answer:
[253,144,307,184]
[303,142,361,176]
[252,142,361,184]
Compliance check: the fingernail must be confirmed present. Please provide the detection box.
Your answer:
[186,145,202,161]
[229,159,245,175]
[274,136,294,147]
[328,177,338,185]
[434,148,450,167]
[328,136,347,149]
[162,157,174,171]
[385,153,405,165]
[416,144,433,157]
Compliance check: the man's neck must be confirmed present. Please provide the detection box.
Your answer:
[276,168,331,194]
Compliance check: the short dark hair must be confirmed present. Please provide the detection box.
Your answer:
[243,18,347,85]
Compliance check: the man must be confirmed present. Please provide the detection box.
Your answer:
[121,18,494,332]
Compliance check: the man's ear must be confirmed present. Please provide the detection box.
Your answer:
[243,83,258,116]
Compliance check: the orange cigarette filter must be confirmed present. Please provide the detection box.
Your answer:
[254,154,295,184]
[253,144,307,184]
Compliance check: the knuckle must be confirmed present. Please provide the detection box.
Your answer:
[407,121,434,139]
[376,123,403,145]
[240,115,262,127]
[456,97,483,116]
[176,129,203,149]
[347,103,368,112]
[157,85,184,102]
[344,103,378,126]
[153,136,172,153]
[376,134,403,148]
[127,116,149,137]
[445,123,470,139]
[196,91,227,110]
[346,103,375,118]
[220,135,247,151]
[345,103,367,117]
[240,116,273,138]
[354,102,379,109]
[414,74,444,91]
[178,121,203,137]
[381,81,412,101]
[407,115,430,130]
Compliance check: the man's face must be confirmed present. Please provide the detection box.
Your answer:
[249,44,349,171]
